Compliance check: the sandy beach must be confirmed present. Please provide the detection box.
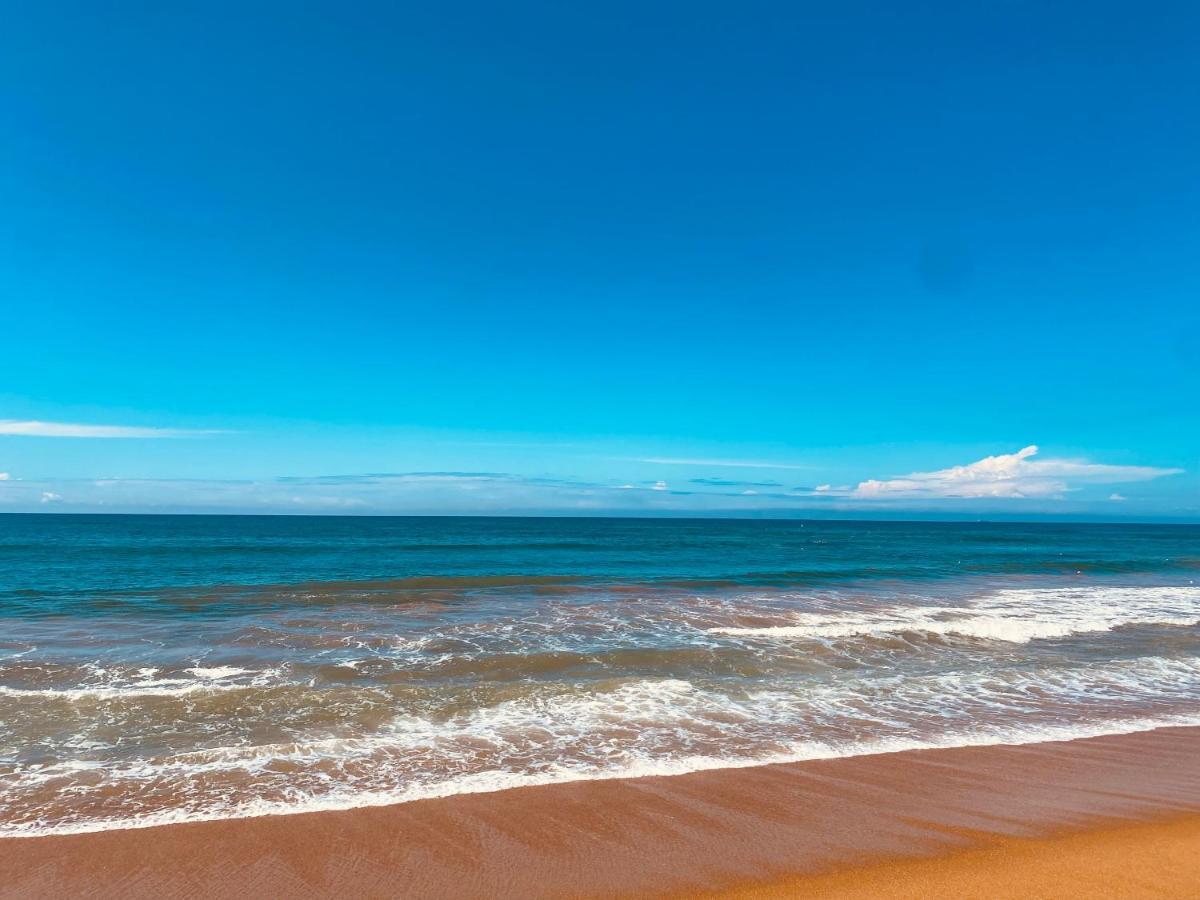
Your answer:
[3,725,1198,899]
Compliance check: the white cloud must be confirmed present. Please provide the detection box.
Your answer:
[1109,493,1127,501]
[0,420,224,438]
[0,472,9,481]
[40,492,63,504]
[626,457,811,470]
[851,445,1182,500]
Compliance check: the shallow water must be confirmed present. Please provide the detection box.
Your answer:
[1,515,1198,836]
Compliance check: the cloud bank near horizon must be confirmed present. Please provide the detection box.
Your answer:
[0,443,1188,515]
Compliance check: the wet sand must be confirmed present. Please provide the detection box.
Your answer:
[3,726,1199,899]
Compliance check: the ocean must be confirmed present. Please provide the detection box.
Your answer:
[1,514,1197,837]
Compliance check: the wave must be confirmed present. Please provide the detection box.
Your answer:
[709,586,1200,644]
[4,655,1200,837]
[0,575,595,618]
[4,713,1197,839]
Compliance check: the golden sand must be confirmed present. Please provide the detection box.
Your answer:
[704,816,1200,899]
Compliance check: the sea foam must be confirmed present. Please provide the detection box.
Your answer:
[709,585,1200,643]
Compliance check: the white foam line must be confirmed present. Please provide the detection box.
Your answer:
[3,714,1199,839]
[0,669,276,701]
[709,585,1200,644]
[184,666,251,679]
[709,616,1199,643]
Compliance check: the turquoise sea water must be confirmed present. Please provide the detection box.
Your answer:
[1,515,1198,835]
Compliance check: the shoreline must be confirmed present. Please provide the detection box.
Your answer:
[5,715,1196,841]
[4,726,1200,898]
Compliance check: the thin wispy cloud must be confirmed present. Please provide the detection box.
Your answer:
[625,457,812,470]
[0,420,225,438]
[848,445,1182,500]
[275,472,511,485]
[690,477,783,488]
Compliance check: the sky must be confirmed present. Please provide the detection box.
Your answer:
[1,1,1197,518]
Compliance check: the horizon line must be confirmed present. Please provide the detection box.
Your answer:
[0,510,1196,525]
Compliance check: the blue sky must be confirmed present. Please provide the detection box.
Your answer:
[1,2,1197,517]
